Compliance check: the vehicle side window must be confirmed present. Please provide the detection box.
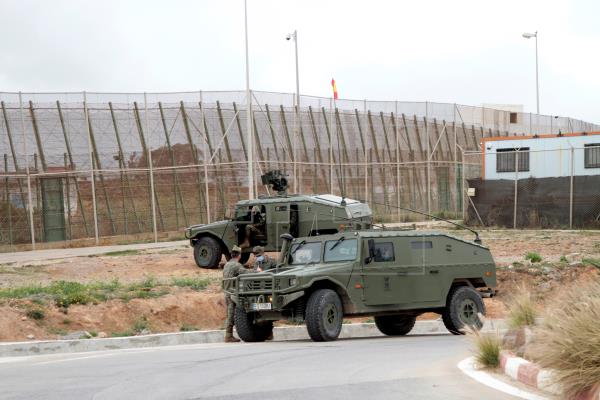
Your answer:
[374,242,395,262]
[411,241,433,249]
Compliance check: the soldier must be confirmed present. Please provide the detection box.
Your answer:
[252,246,276,272]
[222,245,251,343]
[241,206,265,248]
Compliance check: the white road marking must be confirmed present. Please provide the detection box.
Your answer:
[458,357,548,400]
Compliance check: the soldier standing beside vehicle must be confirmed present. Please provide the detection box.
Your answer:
[222,245,251,343]
[252,246,276,272]
[241,206,265,248]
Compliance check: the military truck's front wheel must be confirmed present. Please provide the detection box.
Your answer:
[305,289,343,342]
[442,286,486,335]
[193,236,223,269]
[374,315,416,336]
[234,307,273,342]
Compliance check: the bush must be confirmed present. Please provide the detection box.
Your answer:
[530,281,600,398]
[470,329,502,368]
[26,309,45,320]
[172,277,211,291]
[507,289,537,329]
[525,252,542,263]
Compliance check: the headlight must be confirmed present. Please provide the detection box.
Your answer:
[289,277,298,286]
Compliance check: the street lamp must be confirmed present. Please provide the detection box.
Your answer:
[522,31,539,115]
[287,30,300,193]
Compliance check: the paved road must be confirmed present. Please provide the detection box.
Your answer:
[0,240,189,264]
[0,335,518,400]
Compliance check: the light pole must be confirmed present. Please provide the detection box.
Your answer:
[244,0,254,199]
[522,31,539,115]
[286,30,300,193]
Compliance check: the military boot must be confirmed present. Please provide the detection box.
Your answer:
[224,328,240,343]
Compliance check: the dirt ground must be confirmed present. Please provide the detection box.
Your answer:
[0,229,598,342]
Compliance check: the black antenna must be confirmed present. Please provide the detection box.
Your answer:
[372,202,482,244]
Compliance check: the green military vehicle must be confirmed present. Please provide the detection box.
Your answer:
[184,171,373,268]
[225,230,496,342]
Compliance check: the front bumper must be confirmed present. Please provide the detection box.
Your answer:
[224,273,303,311]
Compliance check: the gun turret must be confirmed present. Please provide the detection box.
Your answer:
[261,170,289,196]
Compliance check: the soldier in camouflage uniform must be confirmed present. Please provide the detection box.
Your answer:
[252,246,276,272]
[222,245,251,342]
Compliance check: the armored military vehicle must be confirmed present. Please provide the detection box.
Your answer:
[185,171,373,268]
[224,230,496,342]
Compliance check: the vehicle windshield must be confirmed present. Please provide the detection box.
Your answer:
[324,238,358,262]
[289,242,321,265]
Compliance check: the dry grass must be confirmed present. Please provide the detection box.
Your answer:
[530,281,600,398]
[467,315,502,369]
[507,288,537,329]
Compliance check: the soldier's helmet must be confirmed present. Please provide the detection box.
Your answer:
[231,245,242,253]
[251,205,260,213]
[252,246,265,255]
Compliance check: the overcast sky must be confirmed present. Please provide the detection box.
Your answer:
[1,0,599,122]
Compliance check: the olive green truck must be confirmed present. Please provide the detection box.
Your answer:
[225,230,496,342]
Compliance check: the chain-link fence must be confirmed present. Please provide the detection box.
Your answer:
[1,90,598,251]
[465,147,600,229]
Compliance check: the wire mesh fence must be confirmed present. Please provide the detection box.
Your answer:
[466,147,600,229]
[1,90,598,251]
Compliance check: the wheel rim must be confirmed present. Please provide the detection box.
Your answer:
[197,246,212,265]
[459,299,478,326]
[323,304,339,331]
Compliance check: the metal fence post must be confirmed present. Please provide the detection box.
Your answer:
[144,93,158,243]
[426,101,431,216]
[395,101,400,222]
[200,91,211,224]
[18,92,36,248]
[363,99,368,204]
[83,91,99,244]
[513,150,519,229]
[569,147,574,229]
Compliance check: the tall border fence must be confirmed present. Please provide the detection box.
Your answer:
[1,90,598,251]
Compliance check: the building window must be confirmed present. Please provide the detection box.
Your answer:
[411,241,433,250]
[584,144,600,168]
[374,242,395,262]
[496,148,530,173]
[509,112,518,124]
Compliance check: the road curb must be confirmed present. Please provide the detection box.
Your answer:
[0,319,505,358]
[499,352,600,400]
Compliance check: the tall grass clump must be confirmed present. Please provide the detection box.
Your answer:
[507,289,537,329]
[471,330,502,368]
[530,281,600,398]
[525,252,542,263]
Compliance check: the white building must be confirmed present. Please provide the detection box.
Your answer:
[481,132,600,180]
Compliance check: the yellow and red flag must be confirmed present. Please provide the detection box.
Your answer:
[331,78,338,100]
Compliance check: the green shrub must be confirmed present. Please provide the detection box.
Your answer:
[507,289,537,329]
[102,250,140,257]
[530,281,600,398]
[582,258,600,269]
[133,317,149,334]
[469,328,502,368]
[26,309,45,320]
[172,277,211,291]
[559,255,568,263]
[525,252,542,263]
[179,324,198,332]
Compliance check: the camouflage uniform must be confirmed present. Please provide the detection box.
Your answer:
[244,207,265,244]
[252,246,276,271]
[223,258,251,339]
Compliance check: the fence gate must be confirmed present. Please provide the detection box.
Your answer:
[41,177,66,242]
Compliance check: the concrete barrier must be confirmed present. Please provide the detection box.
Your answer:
[0,319,506,358]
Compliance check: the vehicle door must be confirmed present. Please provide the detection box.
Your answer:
[404,236,443,303]
[362,238,402,305]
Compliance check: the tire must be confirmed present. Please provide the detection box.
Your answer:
[239,252,250,265]
[374,315,416,336]
[442,286,486,335]
[234,306,273,342]
[305,289,343,342]
[193,236,223,268]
